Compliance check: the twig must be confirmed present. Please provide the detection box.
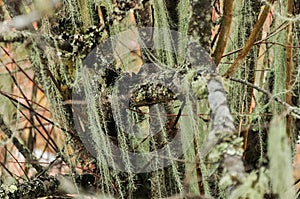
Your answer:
[230,77,300,117]
[222,22,289,58]
[0,115,44,173]
[0,46,44,92]
[223,0,275,78]
[260,41,300,48]
[0,58,60,152]
[0,90,72,136]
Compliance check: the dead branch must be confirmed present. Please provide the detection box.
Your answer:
[0,115,44,173]
[212,0,235,66]
[223,0,275,78]
[285,0,294,137]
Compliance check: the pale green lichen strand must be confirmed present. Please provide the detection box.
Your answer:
[268,118,295,198]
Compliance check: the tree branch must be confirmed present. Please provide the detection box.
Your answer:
[212,0,234,66]
[286,0,294,137]
[0,176,60,199]
[223,0,275,78]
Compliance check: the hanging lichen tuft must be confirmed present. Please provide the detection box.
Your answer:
[29,40,78,174]
[152,0,176,67]
[268,117,295,198]
[64,0,82,31]
[27,0,246,198]
[177,0,191,65]
[271,3,287,114]
[222,0,246,119]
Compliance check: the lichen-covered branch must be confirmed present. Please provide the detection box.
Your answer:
[0,173,98,199]
[184,35,245,195]
[0,31,31,43]
[204,77,245,193]
[0,176,60,199]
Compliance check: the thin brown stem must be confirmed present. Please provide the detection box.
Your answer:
[286,0,294,137]
[0,115,44,173]
[212,0,234,66]
[230,77,300,117]
[222,22,288,58]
